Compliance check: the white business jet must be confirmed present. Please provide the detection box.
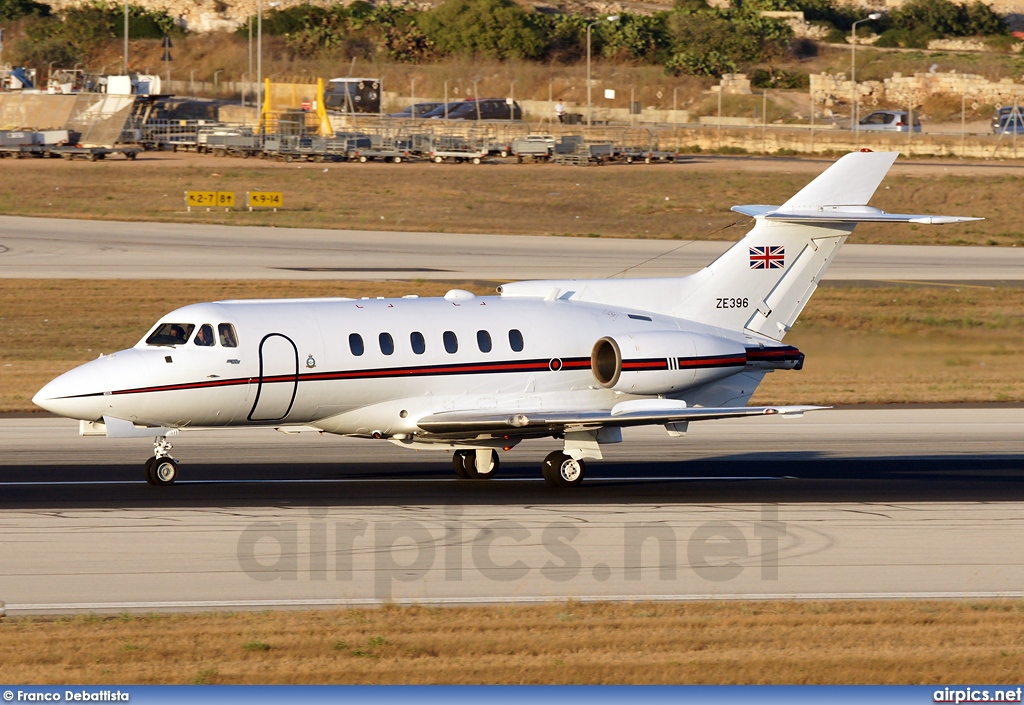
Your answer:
[33,152,978,487]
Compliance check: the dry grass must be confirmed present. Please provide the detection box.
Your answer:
[0,155,1015,246]
[3,600,1024,684]
[2,280,1023,413]
[752,283,1024,405]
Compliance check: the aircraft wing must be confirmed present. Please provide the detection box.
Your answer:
[416,401,825,436]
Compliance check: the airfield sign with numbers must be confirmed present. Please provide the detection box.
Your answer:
[185,191,235,210]
[247,191,283,209]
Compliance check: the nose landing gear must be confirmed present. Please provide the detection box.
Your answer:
[144,436,179,486]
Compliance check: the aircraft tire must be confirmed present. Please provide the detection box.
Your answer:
[464,450,499,480]
[152,457,178,486]
[452,450,472,479]
[144,457,157,485]
[542,451,585,488]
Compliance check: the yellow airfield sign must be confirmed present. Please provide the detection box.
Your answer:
[185,191,235,210]
[247,191,283,210]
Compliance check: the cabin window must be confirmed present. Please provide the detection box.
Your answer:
[218,323,238,347]
[194,324,215,347]
[379,332,395,355]
[349,333,364,356]
[146,323,195,347]
[443,331,458,354]
[477,330,492,353]
[410,331,426,355]
[509,329,524,352]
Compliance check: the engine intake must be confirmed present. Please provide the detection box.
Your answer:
[591,331,748,395]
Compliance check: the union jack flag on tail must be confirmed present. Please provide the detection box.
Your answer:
[749,245,785,269]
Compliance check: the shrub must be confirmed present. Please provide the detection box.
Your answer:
[417,0,547,60]
[0,0,48,21]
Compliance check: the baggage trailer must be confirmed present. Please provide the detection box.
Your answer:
[511,134,555,162]
[197,129,262,157]
[621,147,677,164]
[349,135,415,163]
[427,135,487,164]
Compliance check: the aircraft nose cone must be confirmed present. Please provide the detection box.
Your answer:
[33,361,109,421]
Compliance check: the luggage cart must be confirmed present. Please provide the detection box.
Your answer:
[427,134,487,164]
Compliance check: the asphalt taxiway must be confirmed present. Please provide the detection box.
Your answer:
[3,215,1024,281]
[1,408,1022,614]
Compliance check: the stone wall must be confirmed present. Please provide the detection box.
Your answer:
[811,71,1024,110]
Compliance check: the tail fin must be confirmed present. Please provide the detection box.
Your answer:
[498,152,979,340]
[675,151,978,340]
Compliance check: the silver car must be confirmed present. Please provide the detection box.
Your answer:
[857,110,922,133]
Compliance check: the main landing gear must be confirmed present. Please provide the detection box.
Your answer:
[144,436,178,486]
[542,451,586,488]
[452,449,500,480]
[451,448,587,488]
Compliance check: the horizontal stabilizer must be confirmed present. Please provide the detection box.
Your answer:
[417,404,826,435]
[731,204,982,225]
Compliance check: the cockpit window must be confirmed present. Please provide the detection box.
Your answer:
[218,323,238,348]
[194,324,215,347]
[146,323,195,347]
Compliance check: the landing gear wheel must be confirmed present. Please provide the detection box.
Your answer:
[458,449,499,479]
[500,150,508,158]
[144,456,157,485]
[392,156,402,163]
[452,450,472,479]
[151,457,178,486]
[358,155,368,163]
[433,156,443,163]
[542,451,586,488]
[472,157,481,165]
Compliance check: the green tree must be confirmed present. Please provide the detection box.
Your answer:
[417,0,547,60]
[663,7,791,76]
[0,0,49,21]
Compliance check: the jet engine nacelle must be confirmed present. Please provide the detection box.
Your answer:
[591,331,748,395]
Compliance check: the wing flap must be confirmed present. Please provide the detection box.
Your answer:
[416,404,825,435]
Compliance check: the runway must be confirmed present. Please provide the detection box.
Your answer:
[3,215,1024,281]
[2,408,1023,614]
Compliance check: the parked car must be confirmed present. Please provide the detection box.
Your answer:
[416,102,465,119]
[427,99,523,121]
[857,110,921,132]
[992,106,1024,133]
[386,102,444,119]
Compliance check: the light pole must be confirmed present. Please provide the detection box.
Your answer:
[123,0,128,74]
[410,77,416,117]
[190,68,197,98]
[214,69,223,98]
[257,0,281,130]
[587,14,619,127]
[509,79,516,122]
[851,12,882,143]
[248,15,253,105]
[443,78,450,119]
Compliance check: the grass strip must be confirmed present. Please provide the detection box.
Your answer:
[2,600,1024,684]
[0,157,1012,246]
